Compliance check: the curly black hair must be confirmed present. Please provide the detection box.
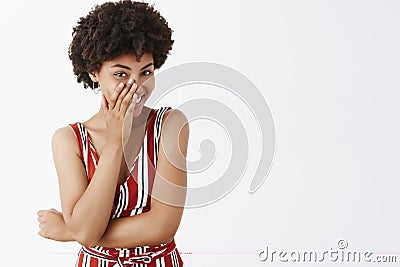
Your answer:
[68,0,174,89]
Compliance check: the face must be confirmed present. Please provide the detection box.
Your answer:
[90,52,155,118]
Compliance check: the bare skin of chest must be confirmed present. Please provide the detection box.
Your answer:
[83,122,147,184]
[83,108,155,184]
[94,129,145,183]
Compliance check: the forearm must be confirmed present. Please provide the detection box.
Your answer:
[96,211,175,248]
[66,144,122,245]
[58,227,75,242]
[46,209,175,246]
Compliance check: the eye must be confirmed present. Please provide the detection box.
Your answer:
[142,70,153,76]
[114,72,128,78]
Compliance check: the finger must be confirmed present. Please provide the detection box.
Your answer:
[38,229,47,238]
[114,79,134,109]
[108,82,125,110]
[37,210,44,217]
[115,80,135,112]
[101,94,109,115]
[54,209,62,215]
[124,99,136,131]
[122,104,134,142]
[126,96,136,114]
[120,86,137,115]
[50,208,62,215]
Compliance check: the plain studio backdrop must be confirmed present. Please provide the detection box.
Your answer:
[0,0,399,266]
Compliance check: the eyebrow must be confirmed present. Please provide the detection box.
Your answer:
[111,62,154,70]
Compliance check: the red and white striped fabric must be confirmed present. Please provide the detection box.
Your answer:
[68,106,184,267]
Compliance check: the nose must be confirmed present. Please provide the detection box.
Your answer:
[128,76,135,84]
[129,74,139,83]
[129,76,141,89]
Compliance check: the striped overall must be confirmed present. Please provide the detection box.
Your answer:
[69,106,184,267]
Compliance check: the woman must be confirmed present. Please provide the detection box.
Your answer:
[37,1,189,266]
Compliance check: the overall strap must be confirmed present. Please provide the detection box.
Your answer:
[153,106,172,164]
[68,122,90,178]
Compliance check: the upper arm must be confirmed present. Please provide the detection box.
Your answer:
[151,108,189,238]
[52,126,89,223]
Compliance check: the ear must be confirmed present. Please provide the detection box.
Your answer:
[88,71,99,82]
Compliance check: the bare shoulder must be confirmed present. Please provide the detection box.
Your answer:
[160,108,190,133]
[159,108,190,158]
[51,125,80,156]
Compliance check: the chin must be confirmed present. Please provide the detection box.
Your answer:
[131,108,142,117]
[131,103,146,117]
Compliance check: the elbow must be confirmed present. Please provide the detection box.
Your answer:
[158,232,174,244]
[156,222,179,244]
[66,221,101,247]
[73,231,101,247]
[159,235,175,245]
[148,208,183,244]
[64,214,103,247]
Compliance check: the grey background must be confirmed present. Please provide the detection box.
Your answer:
[0,0,398,266]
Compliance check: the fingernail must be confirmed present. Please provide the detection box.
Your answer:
[133,93,137,98]
[128,78,134,84]
[119,82,124,88]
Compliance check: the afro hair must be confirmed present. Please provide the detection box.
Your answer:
[68,0,174,89]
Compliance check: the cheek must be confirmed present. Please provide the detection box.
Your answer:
[141,85,154,99]
[142,77,155,93]
[100,81,121,100]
